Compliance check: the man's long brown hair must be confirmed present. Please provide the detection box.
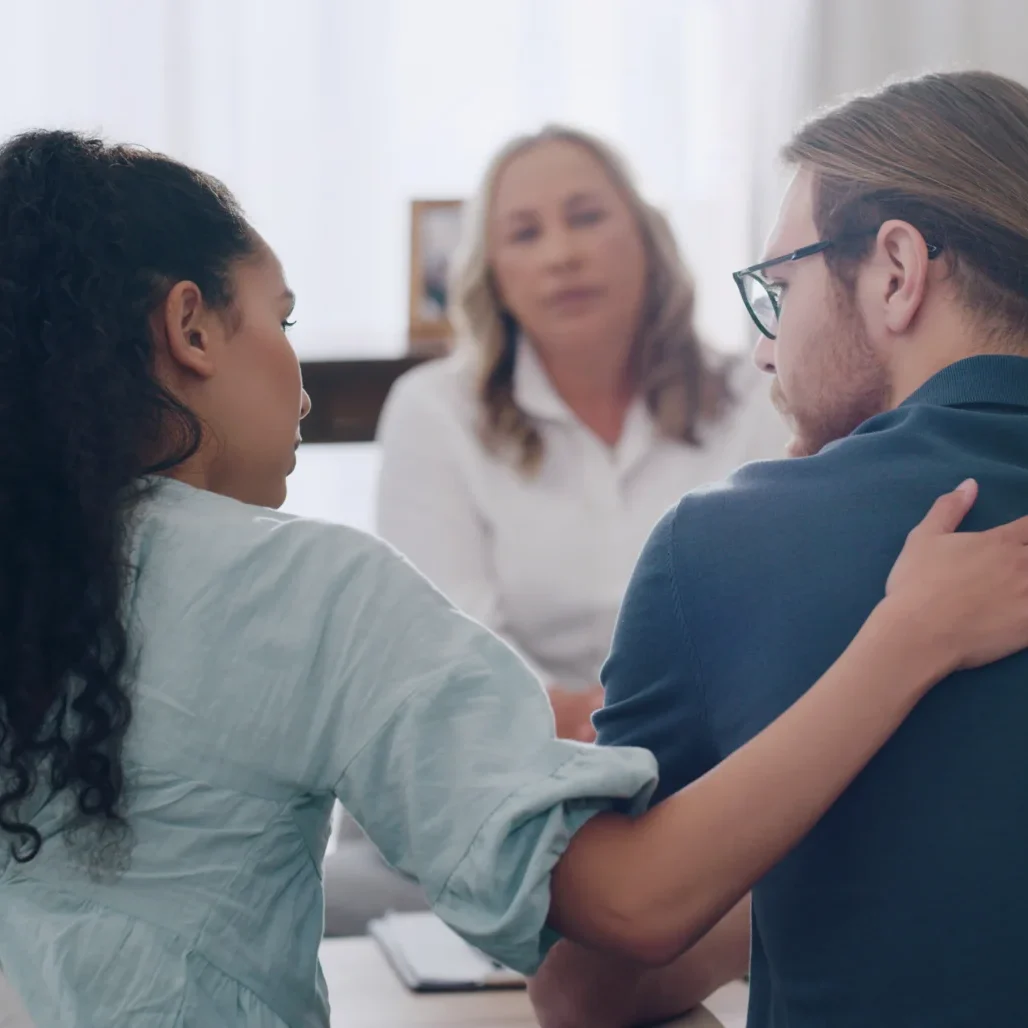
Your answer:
[784,71,1028,346]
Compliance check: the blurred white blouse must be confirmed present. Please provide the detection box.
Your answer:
[376,343,789,688]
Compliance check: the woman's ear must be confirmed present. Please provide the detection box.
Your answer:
[158,280,219,379]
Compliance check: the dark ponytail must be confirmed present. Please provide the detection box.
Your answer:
[0,130,256,861]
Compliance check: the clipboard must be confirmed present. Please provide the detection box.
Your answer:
[368,911,525,993]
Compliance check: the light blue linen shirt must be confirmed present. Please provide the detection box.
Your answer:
[0,479,657,1027]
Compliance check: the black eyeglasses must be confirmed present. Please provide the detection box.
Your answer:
[732,236,941,340]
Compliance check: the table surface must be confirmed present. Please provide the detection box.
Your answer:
[322,938,749,1028]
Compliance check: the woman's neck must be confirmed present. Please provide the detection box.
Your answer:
[534,345,634,447]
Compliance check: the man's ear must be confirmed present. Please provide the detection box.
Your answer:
[874,220,933,335]
[157,280,218,379]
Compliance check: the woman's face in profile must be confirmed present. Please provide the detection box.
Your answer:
[162,242,311,510]
[487,140,647,359]
[214,247,312,508]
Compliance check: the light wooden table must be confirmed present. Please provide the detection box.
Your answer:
[321,938,749,1027]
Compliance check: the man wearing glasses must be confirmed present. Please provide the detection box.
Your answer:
[529,70,1028,1028]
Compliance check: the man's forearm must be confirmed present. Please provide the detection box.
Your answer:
[529,897,750,1028]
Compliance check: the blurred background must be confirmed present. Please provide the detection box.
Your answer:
[7,0,1026,528]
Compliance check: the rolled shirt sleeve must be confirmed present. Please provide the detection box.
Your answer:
[281,523,658,973]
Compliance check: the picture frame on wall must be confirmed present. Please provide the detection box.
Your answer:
[408,199,465,352]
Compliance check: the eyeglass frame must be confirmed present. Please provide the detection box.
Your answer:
[732,234,941,340]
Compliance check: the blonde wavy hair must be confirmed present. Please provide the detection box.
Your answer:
[450,125,734,473]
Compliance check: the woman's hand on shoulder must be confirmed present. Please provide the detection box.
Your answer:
[882,479,1028,674]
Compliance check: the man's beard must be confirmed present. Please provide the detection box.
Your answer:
[770,380,806,457]
[774,299,890,458]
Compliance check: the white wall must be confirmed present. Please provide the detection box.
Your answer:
[280,444,381,532]
[809,0,1028,104]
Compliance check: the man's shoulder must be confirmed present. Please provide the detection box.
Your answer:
[667,408,949,568]
[668,448,840,544]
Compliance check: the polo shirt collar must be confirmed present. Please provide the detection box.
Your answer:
[512,337,574,423]
[902,355,1028,410]
[511,337,658,471]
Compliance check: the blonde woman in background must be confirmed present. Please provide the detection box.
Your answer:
[323,126,788,935]
[381,125,789,734]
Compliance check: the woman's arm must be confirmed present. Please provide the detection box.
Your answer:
[529,898,750,1028]
[313,480,1028,978]
[547,481,1028,965]
[548,600,941,964]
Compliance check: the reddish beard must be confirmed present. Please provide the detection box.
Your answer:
[770,379,807,457]
[772,286,891,458]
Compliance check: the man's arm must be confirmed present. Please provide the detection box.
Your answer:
[528,897,750,1028]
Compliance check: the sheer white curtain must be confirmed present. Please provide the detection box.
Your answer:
[12,0,1027,525]
[0,0,810,361]
[808,0,1028,103]
[5,1,1027,359]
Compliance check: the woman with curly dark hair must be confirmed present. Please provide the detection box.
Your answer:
[3,129,1028,1027]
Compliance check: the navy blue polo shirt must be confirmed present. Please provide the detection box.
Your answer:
[595,355,1028,1028]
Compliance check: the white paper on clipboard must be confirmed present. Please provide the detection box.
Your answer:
[368,911,525,993]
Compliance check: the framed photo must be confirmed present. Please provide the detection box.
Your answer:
[408,199,465,350]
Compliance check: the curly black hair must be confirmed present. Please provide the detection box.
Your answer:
[0,130,256,862]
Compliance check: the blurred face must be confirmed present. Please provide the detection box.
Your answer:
[753,171,890,457]
[157,240,310,508]
[486,139,647,362]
